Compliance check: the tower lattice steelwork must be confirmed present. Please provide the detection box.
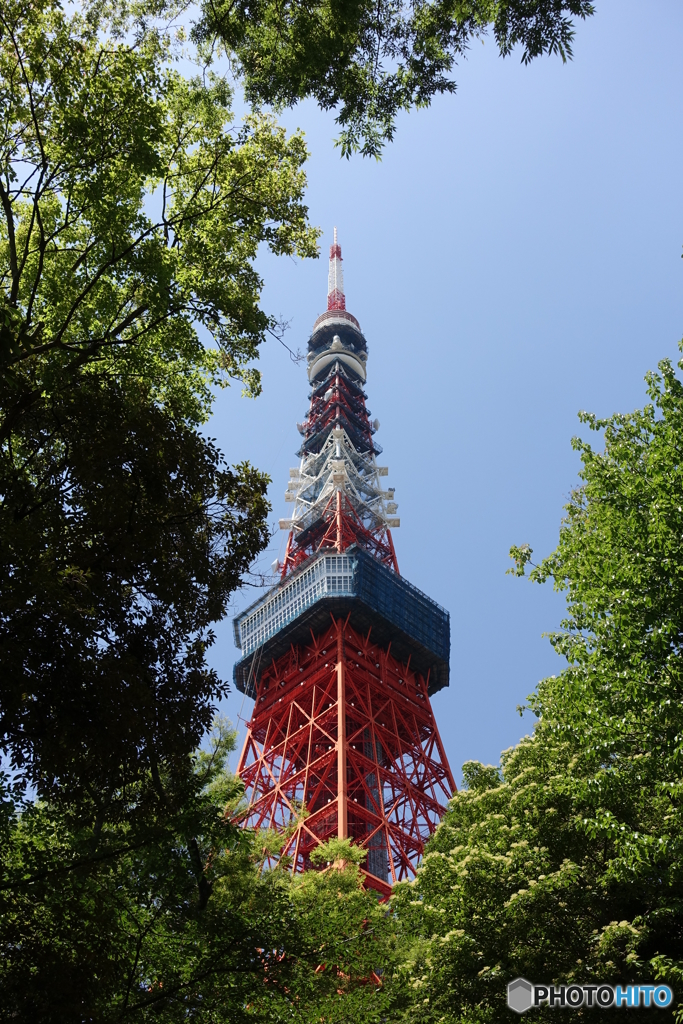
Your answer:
[233,231,455,896]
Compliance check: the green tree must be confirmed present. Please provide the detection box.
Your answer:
[278,838,398,1023]
[0,722,290,1021]
[196,0,595,156]
[391,353,683,1022]
[0,0,317,805]
[0,6,321,1011]
[1,730,397,1022]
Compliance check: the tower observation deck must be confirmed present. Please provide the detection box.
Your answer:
[233,231,455,896]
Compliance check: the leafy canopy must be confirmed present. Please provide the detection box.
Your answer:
[0,0,317,411]
[1,721,282,1021]
[1,726,398,1022]
[0,0,317,804]
[195,0,595,156]
[392,353,683,1023]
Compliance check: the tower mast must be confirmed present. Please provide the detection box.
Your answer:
[280,229,399,576]
[233,232,455,895]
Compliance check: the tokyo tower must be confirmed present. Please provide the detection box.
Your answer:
[233,231,455,896]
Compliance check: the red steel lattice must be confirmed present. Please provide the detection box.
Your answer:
[280,491,398,578]
[236,617,455,896]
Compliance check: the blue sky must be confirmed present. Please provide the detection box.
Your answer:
[209,0,683,782]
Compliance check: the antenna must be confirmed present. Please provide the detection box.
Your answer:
[327,228,345,311]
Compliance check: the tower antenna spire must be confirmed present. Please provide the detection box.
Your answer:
[327,227,345,311]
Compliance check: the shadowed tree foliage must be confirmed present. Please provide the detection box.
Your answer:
[2,374,270,806]
[0,723,286,1022]
[0,727,398,1022]
[391,354,683,1022]
[0,0,317,805]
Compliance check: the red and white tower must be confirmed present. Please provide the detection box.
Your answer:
[234,232,455,896]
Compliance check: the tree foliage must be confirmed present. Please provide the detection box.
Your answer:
[392,355,683,1022]
[1,722,283,1021]
[279,837,398,1023]
[196,0,595,156]
[0,0,316,402]
[1,724,396,1022]
[0,0,317,804]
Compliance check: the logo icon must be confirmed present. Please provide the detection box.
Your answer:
[508,978,534,1014]
[506,979,673,1012]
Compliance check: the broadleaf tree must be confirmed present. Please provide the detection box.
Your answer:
[0,0,318,805]
[195,0,595,156]
[0,727,398,1022]
[0,1,320,1009]
[390,353,683,1022]
[0,722,289,1021]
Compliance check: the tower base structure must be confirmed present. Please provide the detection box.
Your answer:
[236,616,454,896]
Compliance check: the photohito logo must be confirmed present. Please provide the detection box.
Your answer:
[507,979,673,1013]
